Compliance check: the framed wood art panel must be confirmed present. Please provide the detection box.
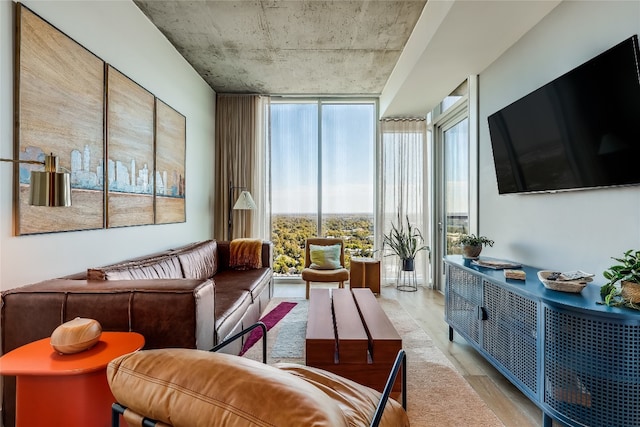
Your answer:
[106,66,155,228]
[155,99,186,224]
[15,4,105,235]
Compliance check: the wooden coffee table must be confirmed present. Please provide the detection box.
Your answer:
[305,287,402,394]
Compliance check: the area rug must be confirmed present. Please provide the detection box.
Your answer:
[243,296,505,427]
[239,301,297,355]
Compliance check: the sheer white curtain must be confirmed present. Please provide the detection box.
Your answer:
[250,96,271,240]
[379,118,430,287]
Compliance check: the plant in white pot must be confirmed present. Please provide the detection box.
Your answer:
[458,234,494,259]
[600,249,640,309]
[382,216,429,271]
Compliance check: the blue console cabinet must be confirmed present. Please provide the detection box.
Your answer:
[444,255,640,427]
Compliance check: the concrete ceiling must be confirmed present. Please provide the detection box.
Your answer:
[133,0,562,117]
[133,0,427,95]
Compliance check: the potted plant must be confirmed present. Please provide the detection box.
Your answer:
[382,215,429,271]
[458,234,494,259]
[601,249,640,308]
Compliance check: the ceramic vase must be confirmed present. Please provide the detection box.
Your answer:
[462,245,482,259]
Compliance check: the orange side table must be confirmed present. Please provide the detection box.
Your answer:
[0,331,144,427]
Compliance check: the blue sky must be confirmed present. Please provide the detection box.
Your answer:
[271,102,375,215]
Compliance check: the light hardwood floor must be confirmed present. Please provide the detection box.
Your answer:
[274,282,552,427]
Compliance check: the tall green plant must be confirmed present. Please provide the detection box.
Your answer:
[382,215,429,260]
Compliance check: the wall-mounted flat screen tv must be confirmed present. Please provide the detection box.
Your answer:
[488,35,640,194]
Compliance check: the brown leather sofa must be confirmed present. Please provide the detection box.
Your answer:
[0,239,273,427]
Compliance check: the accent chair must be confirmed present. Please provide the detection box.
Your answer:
[301,237,350,299]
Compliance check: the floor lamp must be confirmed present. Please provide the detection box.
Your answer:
[228,181,256,240]
[0,153,72,206]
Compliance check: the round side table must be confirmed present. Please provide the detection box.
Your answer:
[0,331,144,427]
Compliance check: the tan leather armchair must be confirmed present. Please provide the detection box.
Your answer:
[108,323,408,427]
[301,238,350,299]
[108,348,409,427]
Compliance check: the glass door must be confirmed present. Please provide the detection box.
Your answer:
[433,107,470,291]
[431,76,478,291]
[443,117,470,256]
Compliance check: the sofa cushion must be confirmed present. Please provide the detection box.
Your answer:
[213,268,272,302]
[87,255,183,280]
[175,240,218,279]
[214,285,253,343]
[107,349,349,427]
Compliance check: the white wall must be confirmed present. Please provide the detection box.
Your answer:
[0,0,216,290]
[479,1,640,276]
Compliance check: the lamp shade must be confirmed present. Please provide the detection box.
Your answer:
[233,190,256,210]
[29,170,71,206]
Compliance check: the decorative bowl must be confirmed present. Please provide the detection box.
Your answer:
[537,271,591,293]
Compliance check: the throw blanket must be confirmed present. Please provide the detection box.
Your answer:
[230,238,263,270]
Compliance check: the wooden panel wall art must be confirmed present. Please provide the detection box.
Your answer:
[14,4,188,235]
[155,99,186,224]
[16,5,105,234]
[106,66,155,228]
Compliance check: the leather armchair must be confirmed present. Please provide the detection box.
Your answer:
[108,323,409,427]
[108,349,409,427]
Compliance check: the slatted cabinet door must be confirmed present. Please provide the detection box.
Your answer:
[445,263,483,346]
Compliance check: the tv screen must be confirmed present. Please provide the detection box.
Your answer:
[488,35,640,194]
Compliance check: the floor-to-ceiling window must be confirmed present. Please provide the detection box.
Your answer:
[271,99,377,278]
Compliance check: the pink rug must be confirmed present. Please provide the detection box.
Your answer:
[239,301,297,355]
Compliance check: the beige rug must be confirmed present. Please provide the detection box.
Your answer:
[243,296,504,427]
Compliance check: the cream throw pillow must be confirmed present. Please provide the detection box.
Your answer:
[310,244,342,269]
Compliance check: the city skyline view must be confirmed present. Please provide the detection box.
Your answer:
[19,145,183,198]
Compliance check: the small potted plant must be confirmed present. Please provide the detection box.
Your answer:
[601,249,640,308]
[382,215,429,271]
[458,234,494,259]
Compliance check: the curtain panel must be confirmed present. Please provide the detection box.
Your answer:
[379,118,430,288]
[214,94,270,241]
